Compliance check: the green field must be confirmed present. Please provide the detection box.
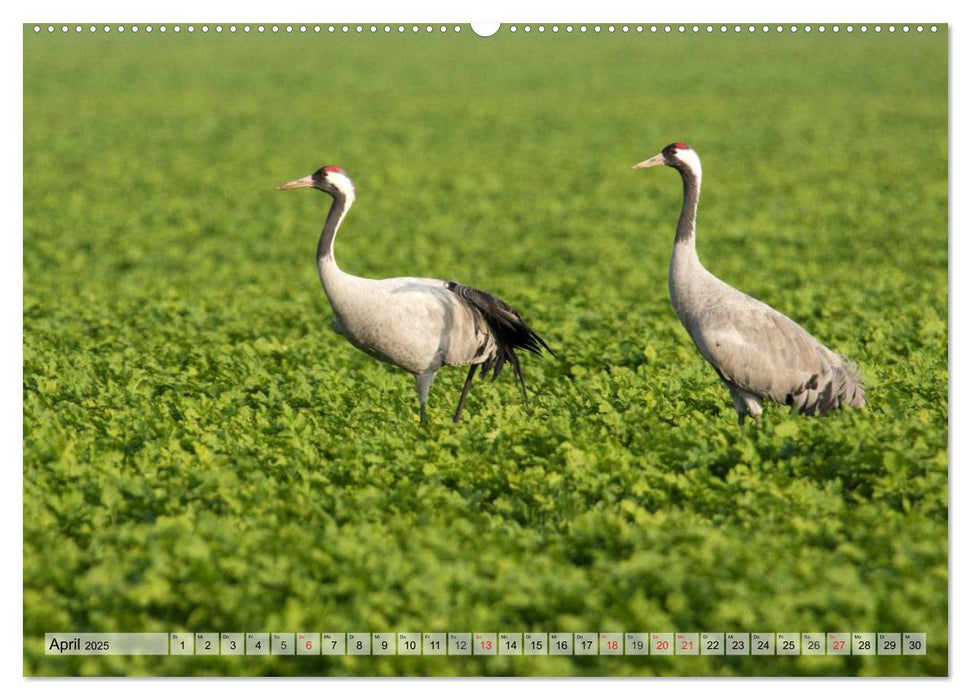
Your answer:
[23,26,947,676]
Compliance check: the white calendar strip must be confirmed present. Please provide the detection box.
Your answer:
[45,632,927,656]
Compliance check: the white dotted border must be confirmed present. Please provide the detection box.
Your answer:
[29,24,941,35]
[30,24,466,34]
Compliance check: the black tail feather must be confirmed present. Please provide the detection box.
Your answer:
[446,281,552,356]
[446,281,551,408]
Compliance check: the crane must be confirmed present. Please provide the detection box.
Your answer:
[277,165,551,424]
[632,143,866,425]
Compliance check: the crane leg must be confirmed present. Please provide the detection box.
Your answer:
[728,384,762,427]
[415,371,437,425]
[453,365,478,423]
[509,352,529,410]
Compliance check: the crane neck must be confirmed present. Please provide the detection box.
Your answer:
[675,166,701,249]
[317,191,354,267]
[668,164,707,321]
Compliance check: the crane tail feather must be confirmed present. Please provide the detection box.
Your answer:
[785,359,867,416]
[446,281,550,409]
[832,360,867,408]
[446,281,552,359]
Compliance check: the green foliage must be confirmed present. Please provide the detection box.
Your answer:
[23,28,946,676]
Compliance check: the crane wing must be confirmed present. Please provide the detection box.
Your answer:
[692,300,834,406]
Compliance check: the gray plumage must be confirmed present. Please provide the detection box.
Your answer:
[277,165,550,423]
[633,143,865,425]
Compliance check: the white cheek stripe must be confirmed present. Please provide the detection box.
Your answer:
[677,148,703,179]
[328,171,357,201]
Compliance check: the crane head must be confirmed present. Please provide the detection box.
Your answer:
[277,165,356,200]
[632,143,701,177]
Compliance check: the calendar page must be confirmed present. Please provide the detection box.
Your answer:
[22,20,947,677]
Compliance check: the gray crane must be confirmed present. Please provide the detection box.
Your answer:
[632,143,865,425]
[277,165,550,424]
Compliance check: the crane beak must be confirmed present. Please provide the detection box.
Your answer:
[276,174,315,191]
[631,153,666,170]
